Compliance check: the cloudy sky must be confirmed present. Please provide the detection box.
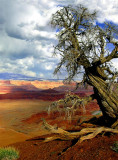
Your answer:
[0,0,118,79]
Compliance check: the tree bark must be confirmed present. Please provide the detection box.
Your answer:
[88,73,118,125]
[43,119,118,143]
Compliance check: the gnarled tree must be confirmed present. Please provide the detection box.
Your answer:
[50,5,118,126]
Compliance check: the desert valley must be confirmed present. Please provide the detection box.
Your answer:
[0,79,118,160]
[0,79,93,143]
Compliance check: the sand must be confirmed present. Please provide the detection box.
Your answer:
[0,99,52,147]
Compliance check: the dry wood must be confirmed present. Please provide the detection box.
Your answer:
[42,120,118,143]
[51,5,118,122]
[112,120,118,129]
[48,93,95,121]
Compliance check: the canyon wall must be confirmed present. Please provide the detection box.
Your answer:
[0,80,65,94]
[10,80,64,90]
[0,80,93,100]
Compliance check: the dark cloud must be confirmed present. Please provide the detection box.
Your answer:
[6,28,25,40]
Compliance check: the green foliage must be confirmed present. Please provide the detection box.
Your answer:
[111,141,118,153]
[0,147,19,160]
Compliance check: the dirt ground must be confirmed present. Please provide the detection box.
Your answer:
[11,134,118,160]
[10,100,118,160]
[0,99,118,159]
[0,99,52,146]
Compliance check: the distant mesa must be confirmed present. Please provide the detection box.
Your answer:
[0,72,93,99]
[0,73,65,95]
[31,81,64,90]
[0,80,11,85]
[0,80,28,94]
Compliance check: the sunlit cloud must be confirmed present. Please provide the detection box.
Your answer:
[0,0,118,79]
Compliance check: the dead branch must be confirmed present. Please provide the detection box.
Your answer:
[48,93,95,121]
[42,120,118,143]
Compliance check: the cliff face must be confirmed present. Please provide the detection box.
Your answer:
[10,80,64,89]
[31,81,64,89]
[0,80,92,93]
[10,80,32,86]
[0,80,93,99]
[0,80,64,94]
[0,80,14,94]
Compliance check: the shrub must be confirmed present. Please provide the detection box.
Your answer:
[0,147,19,160]
[111,141,118,153]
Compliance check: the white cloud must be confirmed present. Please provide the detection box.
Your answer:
[111,59,118,71]
[0,0,118,79]
[39,73,44,78]
[76,0,118,23]
[44,64,53,70]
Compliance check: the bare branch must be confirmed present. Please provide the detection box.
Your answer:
[51,4,118,123]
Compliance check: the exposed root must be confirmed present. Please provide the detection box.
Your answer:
[42,119,118,143]
[112,120,118,129]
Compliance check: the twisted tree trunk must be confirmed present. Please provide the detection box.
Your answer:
[88,72,118,125]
